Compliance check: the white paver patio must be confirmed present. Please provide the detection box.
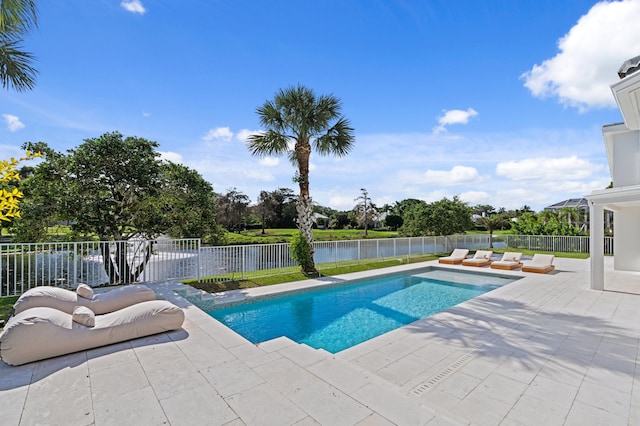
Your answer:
[1,256,639,425]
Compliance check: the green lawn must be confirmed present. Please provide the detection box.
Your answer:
[225,228,399,244]
[185,254,439,293]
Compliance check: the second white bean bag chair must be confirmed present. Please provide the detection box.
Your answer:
[0,300,185,366]
[13,284,156,315]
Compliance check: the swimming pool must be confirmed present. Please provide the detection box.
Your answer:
[205,267,519,353]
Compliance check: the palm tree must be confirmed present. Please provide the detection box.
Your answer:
[557,207,583,227]
[477,214,509,248]
[248,85,355,273]
[1,0,38,91]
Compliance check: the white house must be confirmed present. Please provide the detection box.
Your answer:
[587,55,640,291]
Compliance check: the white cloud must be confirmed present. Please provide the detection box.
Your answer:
[329,195,357,210]
[121,0,146,14]
[259,157,279,167]
[158,151,183,163]
[236,129,262,142]
[433,108,478,134]
[459,191,491,205]
[142,111,151,117]
[496,155,601,181]
[3,114,25,132]
[521,0,640,111]
[422,165,480,185]
[245,170,275,181]
[309,162,317,171]
[203,127,233,142]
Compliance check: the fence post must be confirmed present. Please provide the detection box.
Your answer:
[73,242,78,288]
[197,239,202,283]
[242,245,246,280]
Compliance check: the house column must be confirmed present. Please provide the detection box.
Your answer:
[589,201,604,291]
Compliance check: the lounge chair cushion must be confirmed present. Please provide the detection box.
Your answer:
[522,254,555,273]
[490,252,524,270]
[72,306,96,327]
[13,284,156,315]
[461,250,493,267]
[500,252,522,262]
[438,249,469,264]
[76,284,94,300]
[0,300,184,366]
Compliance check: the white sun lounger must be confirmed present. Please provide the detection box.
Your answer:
[461,250,493,267]
[490,252,523,270]
[13,284,156,315]
[522,254,555,273]
[0,300,184,366]
[438,249,469,264]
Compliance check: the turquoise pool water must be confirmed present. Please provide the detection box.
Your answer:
[207,268,517,353]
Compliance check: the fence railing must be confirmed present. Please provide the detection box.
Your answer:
[1,239,201,297]
[0,234,614,296]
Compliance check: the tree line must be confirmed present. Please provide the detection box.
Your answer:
[7,134,589,244]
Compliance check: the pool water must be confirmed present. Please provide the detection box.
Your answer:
[207,268,517,353]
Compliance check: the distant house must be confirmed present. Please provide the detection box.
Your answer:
[312,212,329,229]
[544,197,589,214]
[586,54,640,290]
[543,198,600,232]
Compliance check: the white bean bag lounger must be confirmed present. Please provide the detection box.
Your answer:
[13,284,156,315]
[0,300,185,366]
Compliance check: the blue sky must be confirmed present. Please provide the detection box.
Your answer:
[3,0,640,212]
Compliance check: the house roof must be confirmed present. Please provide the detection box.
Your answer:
[610,67,640,130]
[544,198,589,211]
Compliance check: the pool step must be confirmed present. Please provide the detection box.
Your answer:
[268,342,461,425]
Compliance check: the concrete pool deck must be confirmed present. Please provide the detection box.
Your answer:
[2,257,639,425]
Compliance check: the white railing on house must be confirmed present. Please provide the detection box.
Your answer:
[0,234,613,296]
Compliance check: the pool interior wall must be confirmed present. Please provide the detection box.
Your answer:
[180,266,521,311]
[177,266,522,353]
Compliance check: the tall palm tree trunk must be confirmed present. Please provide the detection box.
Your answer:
[296,143,315,272]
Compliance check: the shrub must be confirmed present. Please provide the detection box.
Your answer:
[290,231,316,274]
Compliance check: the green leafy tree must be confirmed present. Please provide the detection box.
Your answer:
[329,211,350,229]
[1,0,38,91]
[384,213,403,231]
[400,197,473,237]
[392,198,424,217]
[248,85,355,273]
[16,132,224,283]
[269,187,297,228]
[155,161,225,244]
[472,204,496,216]
[511,211,585,236]
[255,190,276,234]
[216,188,250,232]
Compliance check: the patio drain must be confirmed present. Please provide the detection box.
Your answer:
[411,351,477,396]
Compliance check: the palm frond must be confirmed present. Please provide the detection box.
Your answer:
[0,0,38,33]
[0,39,37,92]
[246,130,290,157]
[314,117,355,157]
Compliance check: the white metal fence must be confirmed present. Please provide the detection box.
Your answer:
[0,234,613,296]
[0,239,200,297]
